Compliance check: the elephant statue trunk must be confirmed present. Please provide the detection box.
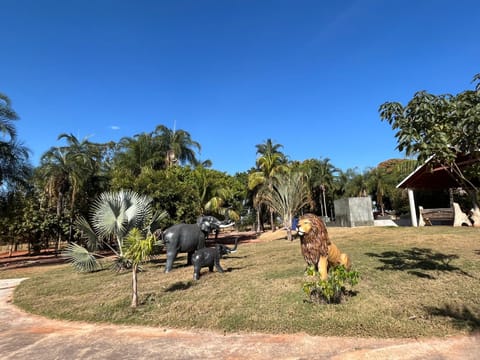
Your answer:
[222,236,239,253]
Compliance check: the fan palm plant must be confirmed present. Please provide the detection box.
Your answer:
[64,189,167,272]
[258,171,311,241]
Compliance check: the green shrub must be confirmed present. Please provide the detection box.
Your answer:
[302,264,359,304]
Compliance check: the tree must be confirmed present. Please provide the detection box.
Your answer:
[153,125,201,168]
[113,125,201,174]
[0,92,18,140]
[249,139,288,232]
[258,171,310,241]
[114,132,164,175]
[39,133,102,249]
[193,165,240,221]
[301,158,339,218]
[65,190,167,271]
[123,228,156,307]
[0,92,32,193]
[379,73,480,224]
[366,167,388,216]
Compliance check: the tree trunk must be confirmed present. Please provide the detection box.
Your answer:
[256,206,261,233]
[270,208,275,231]
[131,264,138,308]
[322,189,327,218]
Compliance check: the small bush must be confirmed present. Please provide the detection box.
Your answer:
[302,265,359,304]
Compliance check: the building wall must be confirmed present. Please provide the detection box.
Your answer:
[333,197,374,227]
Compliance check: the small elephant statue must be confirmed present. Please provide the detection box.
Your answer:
[192,237,238,280]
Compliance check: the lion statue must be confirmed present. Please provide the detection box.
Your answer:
[296,213,351,280]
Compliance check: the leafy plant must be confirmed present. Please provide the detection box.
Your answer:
[64,189,167,272]
[303,264,359,304]
[63,242,102,273]
[123,228,156,307]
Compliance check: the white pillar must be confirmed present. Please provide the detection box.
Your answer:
[408,188,418,227]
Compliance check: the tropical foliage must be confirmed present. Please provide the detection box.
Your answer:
[0,93,32,193]
[257,171,310,241]
[64,190,167,272]
[3,75,480,256]
[379,73,480,221]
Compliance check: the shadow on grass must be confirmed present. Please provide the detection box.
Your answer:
[365,247,472,279]
[425,304,480,332]
[164,281,194,292]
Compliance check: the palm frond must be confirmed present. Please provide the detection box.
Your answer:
[62,243,102,273]
[74,215,100,251]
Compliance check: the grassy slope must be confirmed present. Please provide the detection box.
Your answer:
[3,226,480,338]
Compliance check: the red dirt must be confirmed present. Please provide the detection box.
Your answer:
[0,230,270,271]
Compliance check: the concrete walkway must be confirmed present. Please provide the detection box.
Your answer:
[1,278,479,359]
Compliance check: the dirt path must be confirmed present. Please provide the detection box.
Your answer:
[1,278,479,359]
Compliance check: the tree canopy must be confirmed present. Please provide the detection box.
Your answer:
[379,73,480,166]
[379,73,480,221]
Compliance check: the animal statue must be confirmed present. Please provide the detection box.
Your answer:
[162,224,206,273]
[296,213,351,280]
[192,237,239,280]
[197,215,222,239]
[197,215,236,240]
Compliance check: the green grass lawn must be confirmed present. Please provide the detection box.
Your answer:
[3,226,480,338]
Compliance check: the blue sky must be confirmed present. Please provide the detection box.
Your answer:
[1,0,479,175]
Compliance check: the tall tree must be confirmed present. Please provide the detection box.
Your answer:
[248,139,288,232]
[379,73,480,224]
[193,164,239,221]
[0,92,18,140]
[115,132,164,175]
[0,93,32,192]
[301,158,338,218]
[258,171,310,241]
[153,125,201,168]
[366,167,388,216]
[39,134,103,248]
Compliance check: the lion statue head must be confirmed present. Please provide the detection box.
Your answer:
[296,213,330,268]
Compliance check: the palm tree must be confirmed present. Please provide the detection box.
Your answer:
[65,189,167,272]
[193,165,240,221]
[0,92,18,140]
[0,93,32,192]
[258,171,310,241]
[123,228,156,307]
[0,139,32,192]
[39,134,100,249]
[303,158,339,218]
[153,125,201,168]
[115,132,164,175]
[366,167,388,216]
[248,139,288,232]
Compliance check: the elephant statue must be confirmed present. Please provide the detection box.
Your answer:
[192,237,239,280]
[197,216,222,239]
[162,224,207,273]
[197,215,236,240]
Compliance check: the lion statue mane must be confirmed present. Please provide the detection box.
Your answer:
[296,213,351,280]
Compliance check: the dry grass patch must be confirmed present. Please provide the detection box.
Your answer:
[4,226,480,338]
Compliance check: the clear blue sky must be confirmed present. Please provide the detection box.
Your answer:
[1,0,479,175]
